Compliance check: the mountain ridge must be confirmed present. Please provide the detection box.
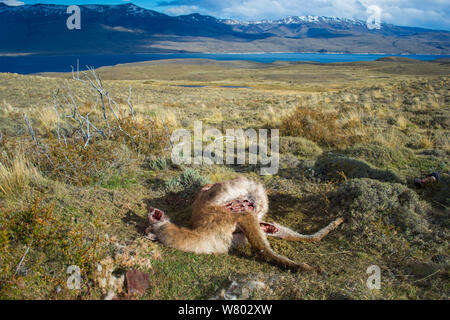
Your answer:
[0,3,449,55]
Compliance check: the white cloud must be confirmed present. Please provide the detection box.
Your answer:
[165,5,201,16]
[1,0,25,6]
[158,0,450,30]
[102,25,145,33]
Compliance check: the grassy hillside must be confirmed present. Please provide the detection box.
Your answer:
[0,58,448,299]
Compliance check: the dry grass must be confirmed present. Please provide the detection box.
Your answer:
[280,106,345,147]
[0,60,448,300]
[0,149,42,196]
[396,115,409,130]
[33,106,59,133]
[0,100,15,116]
[417,133,435,149]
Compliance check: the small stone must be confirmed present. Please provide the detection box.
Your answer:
[126,269,151,297]
[104,290,116,300]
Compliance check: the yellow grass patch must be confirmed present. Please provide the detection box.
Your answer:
[0,149,42,196]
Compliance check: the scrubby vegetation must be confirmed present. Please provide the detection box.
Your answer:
[0,59,448,300]
[330,178,431,242]
[314,154,405,183]
[280,106,347,147]
[279,136,323,158]
[0,149,42,196]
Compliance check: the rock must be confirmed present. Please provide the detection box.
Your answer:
[126,269,151,297]
[211,279,267,300]
[104,290,116,300]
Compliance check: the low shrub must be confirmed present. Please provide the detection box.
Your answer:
[165,168,211,197]
[328,178,431,250]
[280,107,346,147]
[279,136,322,158]
[314,154,405,183]
[146,156,172,171]
[0,196,106,299]
[33,137,119,186]
[343,143,416,169]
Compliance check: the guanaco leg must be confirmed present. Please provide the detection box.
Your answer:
[237,213,317,272]
[259,218,344,243]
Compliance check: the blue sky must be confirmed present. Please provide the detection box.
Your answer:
[2,0,450,30]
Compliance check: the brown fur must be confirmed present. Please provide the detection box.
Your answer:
[147,176,343,272]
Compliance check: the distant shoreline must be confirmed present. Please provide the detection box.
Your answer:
[1,52,450,57]
[200,52,448,55]
[0,53,33,57]
[1,52,449,74]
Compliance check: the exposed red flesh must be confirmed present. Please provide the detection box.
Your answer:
[260,223,278,234]
[152,208,164,221]
[224,197,256,213]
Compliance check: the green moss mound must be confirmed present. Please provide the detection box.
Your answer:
[343,143,416,169]
[330,178,430,240]
[279,136,323,158]
[314,154,405,183]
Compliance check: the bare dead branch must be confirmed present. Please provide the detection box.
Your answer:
[24,114,38,146]
[127,85,135,120]
[14,240,33,277]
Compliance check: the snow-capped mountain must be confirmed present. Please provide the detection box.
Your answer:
[0,3,448,55]
[223,15,367,26]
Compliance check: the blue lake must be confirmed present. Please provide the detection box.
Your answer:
[0,53,449,74]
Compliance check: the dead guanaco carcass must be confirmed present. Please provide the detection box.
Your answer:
[146,176,344,272]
